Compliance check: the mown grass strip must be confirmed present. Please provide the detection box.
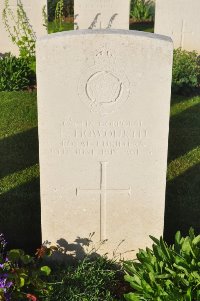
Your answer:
[0,164,40,195]
[170,95,200,117]
[0,91,37,139]
[167,146,200,181]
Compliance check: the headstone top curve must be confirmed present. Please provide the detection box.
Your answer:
[37,29,173,45]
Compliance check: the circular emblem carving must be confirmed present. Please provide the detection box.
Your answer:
[78,65,130,114]
[86,71,122,105]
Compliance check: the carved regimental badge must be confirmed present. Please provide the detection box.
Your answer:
[78,48,130,114]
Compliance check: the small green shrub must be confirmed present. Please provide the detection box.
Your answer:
[0,54,35,91]
[172,48,200,95]
[130,0,155,22]
[124,229,200,301]
[48,256,124,301]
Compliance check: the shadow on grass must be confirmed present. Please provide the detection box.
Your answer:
[164,163,200,243]
[0,178,41,253]
[168,102,200,163]
[130,21,154,32]
[0,128,41,253]
[0,127,39,179]
[171,94,192,105]
[164,96,200,243]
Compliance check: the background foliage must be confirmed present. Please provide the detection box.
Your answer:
[172,48,200,95]
[130,0,155,22]
[47,0,73,21]
[0,54,34,92]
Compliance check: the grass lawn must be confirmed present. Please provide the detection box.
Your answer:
[166,94,200,242]
[0,91,200,252]
[48,21,73,33]
[0,91,40,252]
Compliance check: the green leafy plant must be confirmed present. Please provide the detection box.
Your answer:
[2,0,36,59]
[55,0,64,31]
[0,234,52,301]
[130,0,155,22]
[47,0,74,33]
[0,54,35,91]
[47,0,73,22]
[172,48,200,95]
[42,5,48,31]
[124,229,200,301]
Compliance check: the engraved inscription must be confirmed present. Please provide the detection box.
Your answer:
[57,119,149,157]
[78,1,120,9]
[76,162,131,240]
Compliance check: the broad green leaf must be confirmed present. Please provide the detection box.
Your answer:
[20,277,25,287]
[175,231,181,244]
[130,282,143,292]
[149,236,160,245]
[156,274,171,279]
[124,293,141,301]
[124,263,137,275]
[40,265,51,276]
[149,272,155,283]
[133,275,142,285]
[182,238,192,255]
[192,235,200,245]
[141,279,153,293]
[124,274,135,283]
[189,228,195,240]
[160,237,171,260]
[185,288,192,301]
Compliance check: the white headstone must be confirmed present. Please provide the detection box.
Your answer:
[36,30,173,258]
[74,0,130,30]
[155,0,200,53]
[0,0,47,55]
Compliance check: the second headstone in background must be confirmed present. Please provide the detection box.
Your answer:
[74,0,130,30]
[155,0,200,53]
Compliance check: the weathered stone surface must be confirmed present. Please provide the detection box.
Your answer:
[37,30,173,258]
[0,0,47,55]
[155,0,200,53]
[74,0,130,30]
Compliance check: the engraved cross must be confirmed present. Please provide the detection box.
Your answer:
[76,162,131,240]
[180,20,194,49]
[180,19,185,48]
